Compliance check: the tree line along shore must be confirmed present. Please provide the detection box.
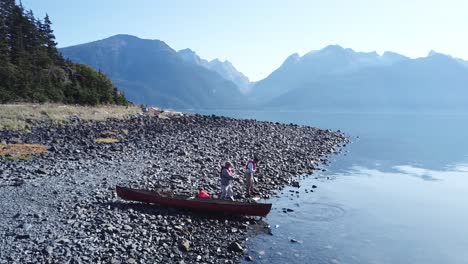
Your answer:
[0,0,128,105]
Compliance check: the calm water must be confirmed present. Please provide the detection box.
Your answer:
[196,110,468,264]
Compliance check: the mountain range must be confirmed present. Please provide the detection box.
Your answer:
[60,35,468,111]
[254,46,468,111]
[251,45,410,102]
[60,35,247,109]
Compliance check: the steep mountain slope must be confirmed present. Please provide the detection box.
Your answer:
[60,35,245,109]
[178,48,251,93]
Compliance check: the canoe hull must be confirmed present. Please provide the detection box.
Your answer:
[115,186,272,217]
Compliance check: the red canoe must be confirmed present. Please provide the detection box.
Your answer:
[115,186,272,217]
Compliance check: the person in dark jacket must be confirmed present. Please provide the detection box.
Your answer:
[220,161,235,200]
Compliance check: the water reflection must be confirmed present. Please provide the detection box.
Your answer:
[244,162,468,264]
[393,164,468,181]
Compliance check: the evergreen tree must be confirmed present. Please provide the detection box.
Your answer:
[0,1,16,102]
[41,14,58,59]
[0,0,16,23]
[8,3,26,65]
[0,14,9,62]
[0,1,129,105]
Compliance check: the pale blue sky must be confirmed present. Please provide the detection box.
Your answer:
[21,0,468,81]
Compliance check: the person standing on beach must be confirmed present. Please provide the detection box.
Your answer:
[245,157,259,196]
[220,162,235,200]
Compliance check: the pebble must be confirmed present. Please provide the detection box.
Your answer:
[178,239,191,252]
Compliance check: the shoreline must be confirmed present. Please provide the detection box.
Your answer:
[0,108,347,263]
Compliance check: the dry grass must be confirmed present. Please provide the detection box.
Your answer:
[95,138,119,143]
[101,130,118,136]
[5,155,32,161]
[0,143,48,158]
[0,103,141,131]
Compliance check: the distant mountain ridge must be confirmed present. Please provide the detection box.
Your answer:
[178,48,251,93]
[60,35,246,109]
[60,35,468,112]
[251,45,410,102]
[253,45,468,111]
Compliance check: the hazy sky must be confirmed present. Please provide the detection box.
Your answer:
[21,0,468,81]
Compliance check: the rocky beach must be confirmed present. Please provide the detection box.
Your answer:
[0,109,347,263]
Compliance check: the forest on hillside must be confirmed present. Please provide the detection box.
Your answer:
[0,0,128,105]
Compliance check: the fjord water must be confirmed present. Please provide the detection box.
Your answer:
[198,110,468,264]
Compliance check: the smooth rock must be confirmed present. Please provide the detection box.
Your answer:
[178,239,191,252]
